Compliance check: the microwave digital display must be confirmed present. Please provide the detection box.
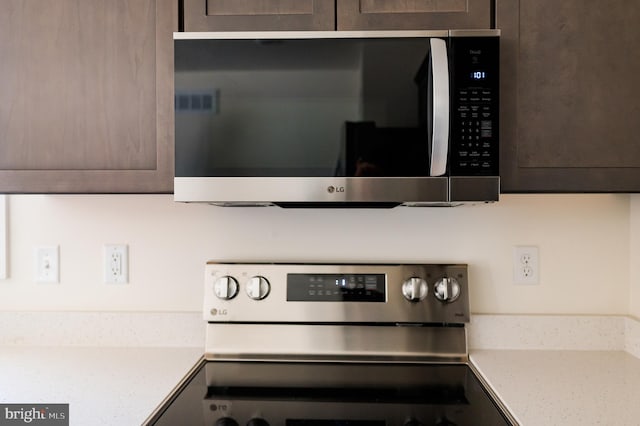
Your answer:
[471,71,487,80]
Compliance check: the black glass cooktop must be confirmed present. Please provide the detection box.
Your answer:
[147,361,512,426]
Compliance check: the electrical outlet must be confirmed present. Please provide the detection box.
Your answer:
[513,246,539,285]
[104,245,128,284]
[35,246,59,283]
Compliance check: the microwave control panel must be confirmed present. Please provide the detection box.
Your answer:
[449,36,499,177]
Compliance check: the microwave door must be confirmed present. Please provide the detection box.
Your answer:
[428,38,450,177]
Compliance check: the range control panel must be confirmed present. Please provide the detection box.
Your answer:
[449,36,499,176]
[203,262,469,324]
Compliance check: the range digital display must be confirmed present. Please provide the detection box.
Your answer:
[287,273,385,302]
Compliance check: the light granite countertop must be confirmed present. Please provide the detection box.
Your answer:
[467,315,640,425]
[470,349,640,426]
[0,346,202,426]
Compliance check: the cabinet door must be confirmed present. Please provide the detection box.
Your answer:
[498,0,640,192]
[0,0,176,193]
[337,0,491,30]
[183,0,335,31]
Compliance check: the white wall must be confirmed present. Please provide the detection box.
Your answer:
[0,193,631,315]
[630,195,640,319]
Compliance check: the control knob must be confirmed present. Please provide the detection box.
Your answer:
[401,277,428,302]
[434,277,461,303]
[246,276,270,300]
[213,276,239,300]
[247,419,270,426]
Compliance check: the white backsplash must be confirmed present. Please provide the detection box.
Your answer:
[468,315,626,351]
[0,311,204,347]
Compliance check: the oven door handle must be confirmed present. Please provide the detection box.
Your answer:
[429,38,450,177]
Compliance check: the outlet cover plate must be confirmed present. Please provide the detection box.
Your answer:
[104,244,128,284]
[513,245,539,285]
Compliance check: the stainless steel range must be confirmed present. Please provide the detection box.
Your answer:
[144,262,515,425]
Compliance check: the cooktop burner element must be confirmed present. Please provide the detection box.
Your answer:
[144,262,515,425]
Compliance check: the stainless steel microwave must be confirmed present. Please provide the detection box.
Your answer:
[174,30,499,207]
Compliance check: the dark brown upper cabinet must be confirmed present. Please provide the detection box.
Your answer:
[498,0,640,192]
[0,0,176,193]
[183,0,491,32]
[337,0,491,30]
[183,0,336,31]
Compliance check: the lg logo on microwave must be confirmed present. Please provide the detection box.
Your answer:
[327,185,345,194]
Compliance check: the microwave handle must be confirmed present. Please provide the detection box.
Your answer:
[429,38,450,177]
